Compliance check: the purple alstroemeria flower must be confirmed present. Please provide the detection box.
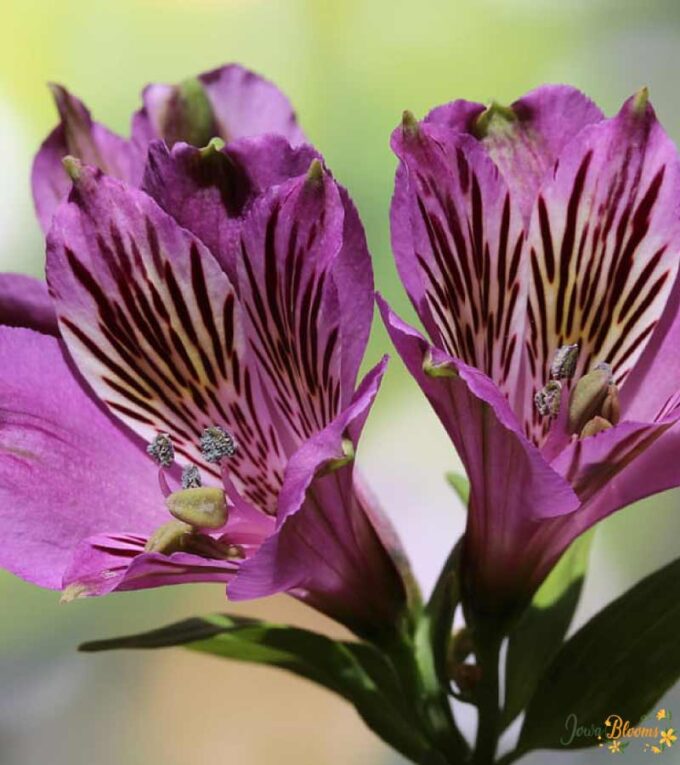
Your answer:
[31,63,305,235]
[1,129,409,638]
[380,85,680,620]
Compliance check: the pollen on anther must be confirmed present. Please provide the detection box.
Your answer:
[182,464,202,489]
[200,425,237,464]
[147,432,175,467]
[550,344,579,380]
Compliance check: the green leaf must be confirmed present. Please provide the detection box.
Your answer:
[516,555,680,755]
[445,472,469,506]
[501,531,593,729]
[80,614,435,764]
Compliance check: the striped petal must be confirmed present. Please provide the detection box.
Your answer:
[230,358,408,639]
[237,163,372,449]
[523,93,680,444]
[142,136,318,283]
[132,64,304,151]
[378,298,579,612]
[427,86,604,219]
[0,274,58,335]
[31,85,141,233]
[391,118,526,402]
[46,166,285,514]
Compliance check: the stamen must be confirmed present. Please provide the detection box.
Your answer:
[144,520,193,555]
[580,416,613,439]
[166,486,228,529]
[568,364,613,434]
[534,380,562,418]
[550,344,579,380]
[601,384,621,426]
[181,464,202,489]
[147,432,175,467]
[200,425,237,463]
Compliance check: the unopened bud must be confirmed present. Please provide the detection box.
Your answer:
[580,416,613,439]
[550,344,579,380]
[166,486,228,530]
[144,519,193,555]
[451,663,482,694]
[535,380,562,418]
[568,364,612,433]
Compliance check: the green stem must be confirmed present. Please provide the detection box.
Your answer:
[473,635,502,765]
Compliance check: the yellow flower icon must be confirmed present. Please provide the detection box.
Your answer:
[657,709,667,721]
[651,745,662,754]
[660,728,677,748]
[608,740,622,753]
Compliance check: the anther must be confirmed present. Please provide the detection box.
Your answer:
[568,364,612,434]
[601,384,621,425]
[144,520,193,555]
[166,486,228,530]
[181,464,202,489]
[580,416,613,439]
[200,425,237,463]
[147,432,175,467]
[534,380,562,418]
[550,344,579,380]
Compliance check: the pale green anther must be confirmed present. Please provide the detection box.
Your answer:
[473,101,517,139]
[632,86,650,116]
[580,415,613,439]
[144,519,193,555]
[550,343,579,380]
[198,136,225,158]
[534,379,562,418]
[316,438,355,478]
[423,351,458,378]
[568,365,612,434]
[601,384,621,426]
[62,155,82,182]
[166,486,228,530]
[401,110,420,138]
[305,158,324,186]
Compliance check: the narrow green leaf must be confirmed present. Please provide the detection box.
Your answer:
[445,472,469,506]
[516,555,680,755]
[80,614,433,763]
[501,531,593,729]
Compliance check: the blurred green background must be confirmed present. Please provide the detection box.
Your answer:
[1,1,679,763]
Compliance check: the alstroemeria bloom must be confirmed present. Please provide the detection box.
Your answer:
[381,86,680,619]
[31,63,304,234]
[0,137,408,639]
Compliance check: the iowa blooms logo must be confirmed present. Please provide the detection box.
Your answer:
[563,708,676,755]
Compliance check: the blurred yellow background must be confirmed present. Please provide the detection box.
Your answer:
[1,1,679,763]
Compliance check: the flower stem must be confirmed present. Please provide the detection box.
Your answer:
[473,634,502,765]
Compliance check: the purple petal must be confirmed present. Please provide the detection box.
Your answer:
[132,64,304,150]
[46,165,285,514]
[0,274,58,335]
[31,85,141,233]
[0,327,163,589]
[237,163,372,450]
[523,92,680,445]
[62,533,238,598]
[378,298,580,612]
[229,358,408,638]
[142,136,319,282]
[426,86,603,219]
[390,117,527,404]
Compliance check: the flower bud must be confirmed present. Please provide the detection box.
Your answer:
[166,486,228,530]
